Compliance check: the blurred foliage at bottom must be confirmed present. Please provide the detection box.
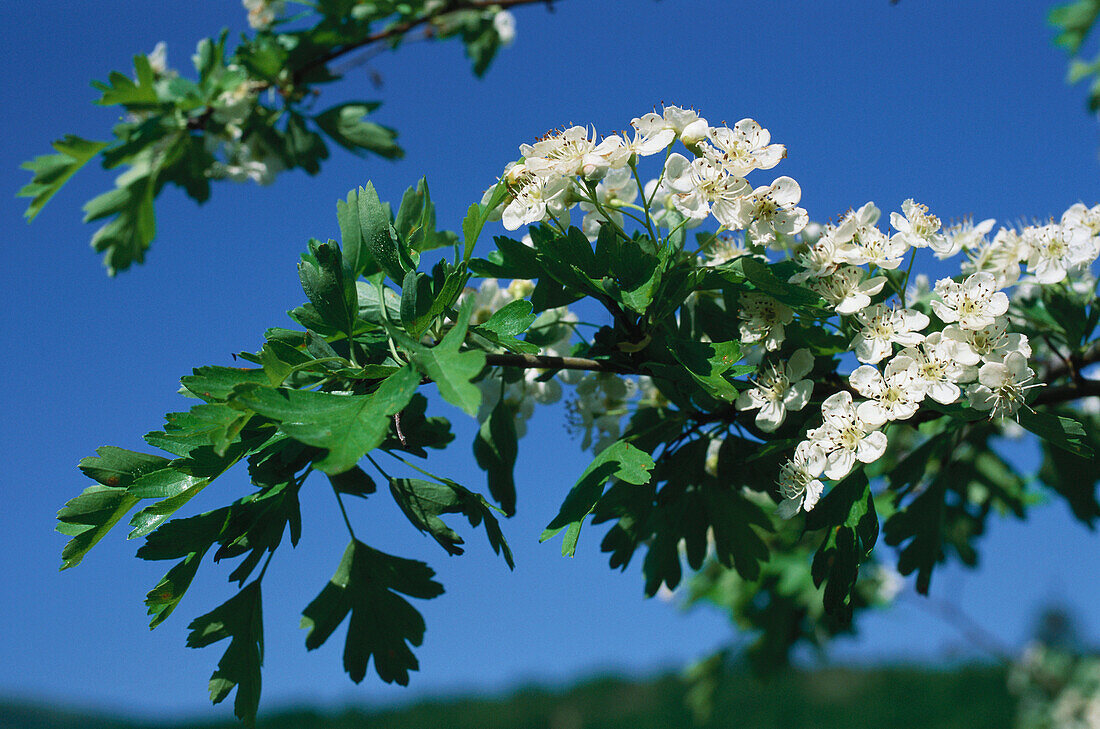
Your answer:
[4,663,1020,729]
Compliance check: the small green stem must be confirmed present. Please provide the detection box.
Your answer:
[331,483,357,539]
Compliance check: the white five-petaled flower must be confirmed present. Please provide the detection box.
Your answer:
[851,303,929,364]
[739,293,794,351]
[1062,202,1100,237]
[961,227,1027,288]
[521,126,598,178]
[740,176,809,246]
[899,331,978,405]
[703,119,785,177]
[776,441,827,518]
[834,202,908,269]
[789,229,842,283]
[942,317,1031,364]
[839,224,909,270]
[809,391,889,480]
[663,153,752,228]
[1022,223,1097,285]
[849,356,927,426]
[808,265,887,315]
[736,348,815,432]
[936,217,996,260]
[501,173,574,231]
[931,272,1010,330]
[631,105,709,149]
[967,351,1038,420]
[890,198,946,251]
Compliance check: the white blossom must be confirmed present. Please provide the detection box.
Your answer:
[741,176,809,246]
[1023,222,1097,285]
[808,264,886,315]
[899,331,978,404]
[967,351,1038,419]
[579,166,638,240]
[809,391,889,480]
[839,224,908,270]
[849,356,926,425]
[961,227,1027,288]
[243,0,284,29]
[148,42,168,75]
[631,105,708,150]
[942,317,1031,364]
[789,229,842,283]
[493,10,516,45]
[937,216,996,260]
[931,272,1010,330]
[736,348,815,431]
[567,373,636,452]
[501,173,573,231]
[739,293,793,351]
[890,199,947,251]
[663,153,751,228]
[776,441,827,518]
[521,126,598,179]
[703,119,785,177]
[851,303,929,364]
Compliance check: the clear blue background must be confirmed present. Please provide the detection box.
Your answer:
[1,0,1098,721]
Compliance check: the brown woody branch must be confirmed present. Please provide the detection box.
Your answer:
[296,0,558,77]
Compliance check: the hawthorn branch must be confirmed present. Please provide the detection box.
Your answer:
[296,0,558,77]
[484,352,633,373]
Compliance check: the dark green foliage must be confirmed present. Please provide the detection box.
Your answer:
[0,664,1017,729]
[300,540,444,686]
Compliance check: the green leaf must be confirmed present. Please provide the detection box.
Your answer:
[145,549,208,629]
[388,477,514,568]
[57,447,171,569]
[1019,409,1094,459]
[92,55,160,107]
[670,339,744,402]
[400,270,435,339]
[337,188,373,278]
[186,582,264,726]
[356,183,407,283]
[234,365,420,474]
[542,441,655,557]
[182,366,267,402]
[409,300,486,417]
[461,181,507,262]
[315,103,402,159]
[85,167,158,274]
[806,472,878,619]
[472,399,518,515]
[298,238,358,335]
[327,467,377,499]
[300,540,444,685]
[724,257,826,311]
[1038,409,1100,527]
[480,299,536,339]
[18,136,108,221]
[884,472,946,595]
[702,482,772,582]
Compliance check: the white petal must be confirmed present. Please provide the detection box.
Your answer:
[856,430,888,463]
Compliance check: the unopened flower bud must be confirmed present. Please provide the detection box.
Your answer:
[507,279,535,299]
[679,119,709,149]
[581,152,610,181]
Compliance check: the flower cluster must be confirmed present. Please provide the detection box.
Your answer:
[772,196,1100,517]
[482,105,1100,520]
[491,105,805,245]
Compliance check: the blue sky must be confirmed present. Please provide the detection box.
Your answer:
[1,0,1099,721]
